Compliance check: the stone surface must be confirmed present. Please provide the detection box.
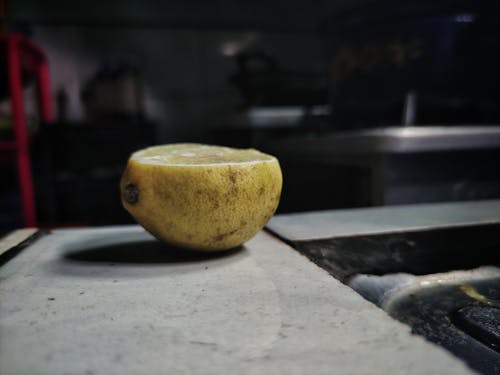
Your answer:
[0,227,474,374]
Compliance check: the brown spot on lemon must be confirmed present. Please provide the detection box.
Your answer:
[229,169,237,184]
[123,183,139,204]
[213,228,239,243]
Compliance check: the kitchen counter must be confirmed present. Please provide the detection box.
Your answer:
[267,126,500,157]
[263,127,500,209]
[0,224,474,374]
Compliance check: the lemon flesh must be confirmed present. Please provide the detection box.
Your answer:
[120,144,282,251]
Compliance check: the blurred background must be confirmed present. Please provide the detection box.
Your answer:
[1,0,500,233]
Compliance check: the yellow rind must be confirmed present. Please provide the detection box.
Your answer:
[120,145,282,251]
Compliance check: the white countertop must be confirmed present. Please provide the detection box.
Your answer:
[0,226,474,374]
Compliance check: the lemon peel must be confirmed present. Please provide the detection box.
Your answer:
[120,143,282,251]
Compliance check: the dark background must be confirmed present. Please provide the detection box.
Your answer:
[2,0,500,232]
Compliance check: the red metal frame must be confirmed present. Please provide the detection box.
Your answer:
[1,33,54,227]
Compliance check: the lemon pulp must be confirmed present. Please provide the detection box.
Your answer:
[136,144,275,165]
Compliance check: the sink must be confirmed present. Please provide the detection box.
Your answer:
[377,273,500,375]
[291,222,500,282]
[349,267,500,375]
[267,201,500,374]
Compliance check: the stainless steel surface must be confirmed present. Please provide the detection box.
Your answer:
[228,105,330,128]
[267,125,500,156]
[268,199,500,242]
[266,125,500,210]
[402,91,418,126]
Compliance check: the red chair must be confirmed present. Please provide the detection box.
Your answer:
[0,33,53,227]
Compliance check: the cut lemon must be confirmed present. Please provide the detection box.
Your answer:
[120,143,282,251]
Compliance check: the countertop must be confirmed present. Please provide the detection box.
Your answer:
[0,224,474,374]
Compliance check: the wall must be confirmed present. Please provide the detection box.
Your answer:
[31,26,327,142]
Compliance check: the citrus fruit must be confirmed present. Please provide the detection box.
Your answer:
[120,143,282,251]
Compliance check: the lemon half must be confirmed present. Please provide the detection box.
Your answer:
[120,143,282,251]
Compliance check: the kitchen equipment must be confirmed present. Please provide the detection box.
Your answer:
[229,52,328,107]
[268,199,500,374]
[264,125,500,212]
[82,62,143,121]
[323,0,500,128]
[33,121,155,226]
